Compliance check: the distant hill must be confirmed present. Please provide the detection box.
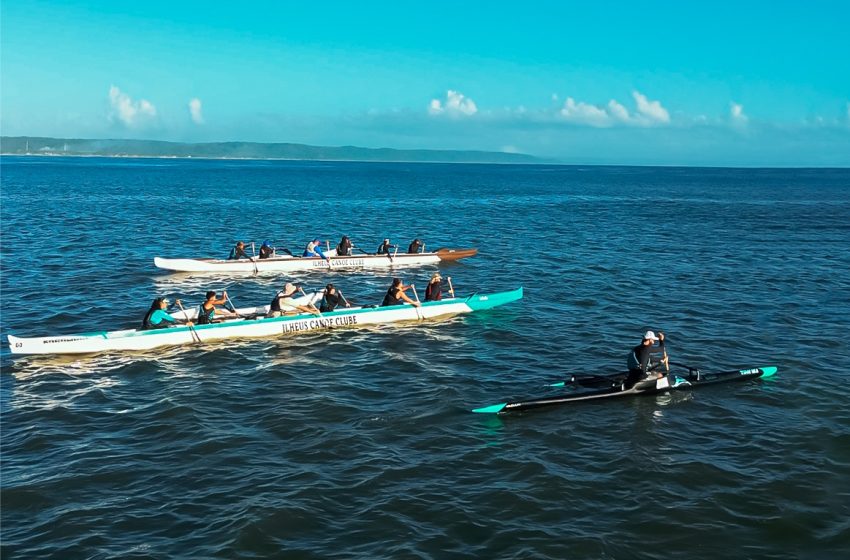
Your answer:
[0,136,543,164]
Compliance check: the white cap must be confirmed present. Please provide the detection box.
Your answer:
[283,283,297,295]
[643,330,659,341]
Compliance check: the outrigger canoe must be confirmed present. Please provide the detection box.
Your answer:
[472,365,777,414]
[154,248,478,273]
[7,287,522,355]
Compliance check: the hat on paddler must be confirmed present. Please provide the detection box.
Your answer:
[283,282,297,295]
[643,330,659,341]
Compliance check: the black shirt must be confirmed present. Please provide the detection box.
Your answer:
[320,291,345,312]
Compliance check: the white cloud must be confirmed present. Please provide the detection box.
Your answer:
[558,91,670,127]
[108,85,156,127]
[632,91,670,124]
[560,97,616,126]
[189,98,204,124]
[730,102,748,125]
[429,90,478,116]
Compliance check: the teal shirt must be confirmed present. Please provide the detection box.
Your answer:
[149,309,177,326]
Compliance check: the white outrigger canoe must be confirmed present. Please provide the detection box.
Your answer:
[7,287,522,355]
[153,247,478,273]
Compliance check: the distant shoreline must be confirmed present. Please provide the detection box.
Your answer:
[0,136,546,165]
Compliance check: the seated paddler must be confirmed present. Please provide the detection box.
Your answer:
[197,290,235,325]
[141,298,192,330]
[228,241,251,260]
[267,283,321,317]
[624,330,668,389]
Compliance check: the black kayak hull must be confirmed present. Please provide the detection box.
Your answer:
[472,366,778,414]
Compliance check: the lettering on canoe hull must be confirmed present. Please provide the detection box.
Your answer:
[311,259,366,268]
[281,314,359,334]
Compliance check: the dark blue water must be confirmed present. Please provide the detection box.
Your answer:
[2,157,850,559]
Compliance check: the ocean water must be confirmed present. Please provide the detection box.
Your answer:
[1,157,849,559]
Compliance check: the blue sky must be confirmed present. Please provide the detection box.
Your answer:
[2,0,849,165]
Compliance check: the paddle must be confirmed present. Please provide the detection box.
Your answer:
[176,300,202,344]
[549,372,626,388]
[410,284,424,320]
[224,293,243,319]
[447,276,455,298]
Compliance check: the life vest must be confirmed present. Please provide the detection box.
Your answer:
[425,282,441,301]
[382,287,402,306]
[197,303,215,325]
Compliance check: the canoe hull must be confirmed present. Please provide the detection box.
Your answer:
[7,288,522,355]
[154,248,477,273]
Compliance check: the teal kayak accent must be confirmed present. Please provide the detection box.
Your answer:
[760,366,778,377]
[472,402,507,414]
[464,287,523,311]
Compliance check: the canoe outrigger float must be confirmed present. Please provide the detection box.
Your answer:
[154,248,478,273]
[6,287,522,356]
[472,365,777,414]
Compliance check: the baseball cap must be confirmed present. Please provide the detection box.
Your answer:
[643,330,659,341]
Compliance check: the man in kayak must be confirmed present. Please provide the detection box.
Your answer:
[197,290,235,324]
[141,298,193,330]
[625,330,667,388]
[303,238,330,261]
[228,241,251,260]
[407,238,423,254]
[267,283,321,317]
[319,283,351,312]
[381,278,421,307]
[376,239,395,255]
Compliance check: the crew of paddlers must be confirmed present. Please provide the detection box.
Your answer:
[226,236,428,260]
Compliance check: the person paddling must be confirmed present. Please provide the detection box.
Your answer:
[381,278,421,307]
[228,241,251,260]
[267,283,321,317]
[258,240,274,259]
[319,283,351,312]
[303,238,330,261]
[141,298,192,330]
[425,272,449,301]
[197,290,234,325]
[407,238,423,254]
[624,330,667,389]
[336,236,353,256]
[376,238,394,255]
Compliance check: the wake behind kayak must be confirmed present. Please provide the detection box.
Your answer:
[472,366,778,414]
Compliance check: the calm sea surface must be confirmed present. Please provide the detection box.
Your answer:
[2,157,849,559]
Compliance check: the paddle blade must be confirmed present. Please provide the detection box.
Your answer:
[549,382,566,388]
[472,402,507,414]
[760,366,778,377]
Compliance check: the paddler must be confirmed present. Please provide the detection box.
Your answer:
[381,278,421,307]
[258,240,274,259]
[624,330,667,388]
[407,238,423,254]
[376,238,394,255]
[336,236,353,256]
[267,283,321,317]
[424,272,449,301]
[197,290,234,325]
[228,241,251,260]
[141,298,192,330]
[303,238,330,262]
[319,283,351,312]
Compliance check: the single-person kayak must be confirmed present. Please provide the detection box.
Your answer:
[7,287,522,355]
[472,365,777,414]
